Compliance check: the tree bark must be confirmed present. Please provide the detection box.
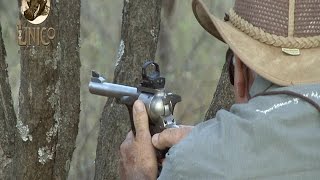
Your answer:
[94,0,162,179]
[204,60,235,120]
[15,0,81,179]
[158,0,175,73]
[0,23,16,180]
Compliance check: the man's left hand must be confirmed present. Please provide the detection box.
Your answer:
[119,100,157,180]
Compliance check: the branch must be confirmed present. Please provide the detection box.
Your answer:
[0,22,17,180]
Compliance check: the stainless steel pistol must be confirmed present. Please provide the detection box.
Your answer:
[89,61,181,136]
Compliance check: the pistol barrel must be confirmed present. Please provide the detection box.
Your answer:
[89,82,139,99]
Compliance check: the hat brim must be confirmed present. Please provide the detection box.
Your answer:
[192,0,320,86]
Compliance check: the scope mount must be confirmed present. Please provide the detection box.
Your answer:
[140,61,165,90]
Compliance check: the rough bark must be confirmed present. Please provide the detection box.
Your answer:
[158,0,175,73]
[0,23,16,180]
[204,60,235,120]
[94,0,162,179]
[15,0,81,179]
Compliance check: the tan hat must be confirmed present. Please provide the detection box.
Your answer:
[192,0,320,86]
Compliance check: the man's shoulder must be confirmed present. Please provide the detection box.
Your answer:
[231,83,320,120]
[159,83,320,179]
[159,118,227,179]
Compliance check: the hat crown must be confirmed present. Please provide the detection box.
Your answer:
[234,0,320,38]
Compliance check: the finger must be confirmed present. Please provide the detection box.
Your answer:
[152,126,193,150]
[120,141,127,155]
[133,100,150,139]
[119,160,125,180]
[119,151,127,180]
[125,131,134,140]
[120,131,134,153]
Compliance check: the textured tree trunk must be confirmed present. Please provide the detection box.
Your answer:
[94,0,162,179]
[0,23,16,180]
[14,0,81,179]
[158,0,175,73]
[204,60,235,120]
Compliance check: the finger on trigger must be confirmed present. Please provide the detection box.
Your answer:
[133,100,150,139]
[152,127,193,150]
[152,131,171,150]
[152,133,162,149]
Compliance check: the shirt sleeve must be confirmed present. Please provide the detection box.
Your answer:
[158,92,272,179]
[158,112,230,180]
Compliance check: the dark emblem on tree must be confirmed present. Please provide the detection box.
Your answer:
[24,0,48,21]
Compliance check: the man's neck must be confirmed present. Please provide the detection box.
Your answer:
[249,75,280,97]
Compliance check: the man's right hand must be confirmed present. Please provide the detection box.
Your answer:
[151,126,193,150]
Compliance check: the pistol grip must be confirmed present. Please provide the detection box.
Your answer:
[125,105,136,135]
[156,148,169,160]
[126,104,169,176]
[156,148,170,176]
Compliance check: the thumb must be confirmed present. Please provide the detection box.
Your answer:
[152,126,193,150]
[133,100,150,139]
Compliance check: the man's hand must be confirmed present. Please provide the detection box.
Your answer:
[152,125,193,150]
[120,100,157,180]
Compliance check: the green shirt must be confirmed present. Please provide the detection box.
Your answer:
[159,76,320,179]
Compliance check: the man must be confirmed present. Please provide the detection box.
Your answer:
[120,0,320,179]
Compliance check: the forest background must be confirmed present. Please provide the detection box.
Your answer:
[0,0,233,179]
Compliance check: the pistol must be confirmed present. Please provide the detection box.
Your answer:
[89,60,181,142]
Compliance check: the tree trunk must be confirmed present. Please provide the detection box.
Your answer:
[94,0,162,179]
[158,0,175,73]
[14,0,81,179]
[0,23,16,180]
[204,60,235,120]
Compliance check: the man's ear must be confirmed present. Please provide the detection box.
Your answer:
[234,57,245,97]
[234,56,250,103]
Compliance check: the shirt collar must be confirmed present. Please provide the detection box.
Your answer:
[249,75,281,97]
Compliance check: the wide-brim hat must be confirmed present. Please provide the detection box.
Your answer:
[192,0,320,86]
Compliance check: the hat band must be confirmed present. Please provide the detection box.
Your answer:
[229,9,320,49]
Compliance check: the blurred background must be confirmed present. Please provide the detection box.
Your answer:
[0,0,233,179]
